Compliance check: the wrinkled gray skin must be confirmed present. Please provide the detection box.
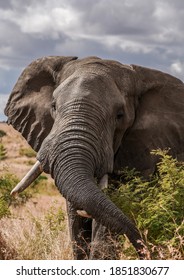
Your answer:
[5,56,184,259]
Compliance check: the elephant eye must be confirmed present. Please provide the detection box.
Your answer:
[51,101,57,119]
[51,101,56,111]
[116,110,124,120]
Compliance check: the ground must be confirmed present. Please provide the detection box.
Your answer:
[0,122,65,210]
[0,122,72,259]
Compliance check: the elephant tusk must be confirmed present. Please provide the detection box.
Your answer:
[10,161,43,196]
[99,174,108,189]
[76,210,92,218]
[76,174,108,218]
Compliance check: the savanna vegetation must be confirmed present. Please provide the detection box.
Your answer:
[0,124,183,259]
[107,149,184,259]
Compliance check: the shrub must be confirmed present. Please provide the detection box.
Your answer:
[0,130,7,139]
[106,149,184,259]
[0,173,32,219]
[44,206,65,236]
[0,144,7,160]
[19,147,36,158]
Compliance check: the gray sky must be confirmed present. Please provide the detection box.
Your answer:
[0,0,184,120]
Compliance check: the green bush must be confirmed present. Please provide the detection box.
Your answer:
[0,171,51,220]
[0,173,32,219]
[19,147,36,158]
[0,144,7,160]
[44,206,65,236]
[106,149,184,259]
[0,130,7,139]
[0,198,10,219]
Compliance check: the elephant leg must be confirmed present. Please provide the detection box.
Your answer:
[66,201,92,259]
[89,220,119,260]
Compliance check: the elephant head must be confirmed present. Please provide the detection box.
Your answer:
[5,56,184,259]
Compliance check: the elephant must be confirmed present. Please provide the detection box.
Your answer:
[5,56,184,260]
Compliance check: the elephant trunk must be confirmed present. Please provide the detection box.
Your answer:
[52,154,143,253]
[37,99,145,256]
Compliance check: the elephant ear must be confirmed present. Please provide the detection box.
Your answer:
[115,65,184,176]
[5,56,77,152]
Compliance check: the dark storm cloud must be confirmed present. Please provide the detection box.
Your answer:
[0,0,12,9]
[0,0,184,119]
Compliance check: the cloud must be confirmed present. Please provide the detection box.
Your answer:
[170,61,184,76]
[1,0,184,66]
[0,0,184,120]
[0,94,8,121]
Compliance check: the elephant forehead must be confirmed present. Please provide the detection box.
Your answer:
[56,58,135,97]
[54,70,120,101]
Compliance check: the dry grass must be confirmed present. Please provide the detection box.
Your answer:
[0,196,73,260]
[0,190,183,260]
